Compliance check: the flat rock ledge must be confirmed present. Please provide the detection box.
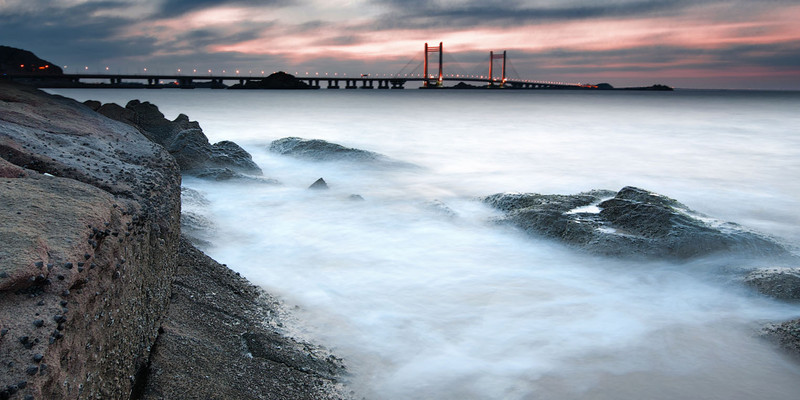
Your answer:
[484,186,791,261]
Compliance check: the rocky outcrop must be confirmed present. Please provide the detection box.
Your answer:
[270,137,415,168]
[0,46,62,75]
[0,82,344,399]
[484,186,790,260]
[228,72,311,90]
[85,100,263,179]
[139,238,345,399]
[1,81,180,399]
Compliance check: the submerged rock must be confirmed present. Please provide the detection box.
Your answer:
[309,177,329,190]
[484,186,790,260]
[269,137,415,168]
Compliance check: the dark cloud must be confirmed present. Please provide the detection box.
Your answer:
[0,3,157,67]
[370,0,693,30]
[158,0,288,17]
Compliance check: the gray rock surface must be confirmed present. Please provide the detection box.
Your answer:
[1,81,180,399]
[139,238,345,400]
[91,99,263,178]
[309,177,329,190]
[270,137,415,168]
[745,267,800,359]
[484,186,790,260]
[745,268,800,302]
[762,319,800,359]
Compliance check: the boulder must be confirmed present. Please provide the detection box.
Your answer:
[269,137,415,168]
[484,186,790,260]
[92,100,263,179]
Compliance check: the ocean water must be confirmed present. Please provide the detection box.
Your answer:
[52,88,800,399]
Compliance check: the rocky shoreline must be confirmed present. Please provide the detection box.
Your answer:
[2,80,799,399]
[0,82,345,399]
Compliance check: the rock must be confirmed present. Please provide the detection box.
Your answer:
[269,137,415,168]
[744,268,800,302]
[425,200,458,218]
[139,238,345,399]
[94,100,263,178]
[1,80,344,399]
[762,319,800,359]
[483,186,790,260]
[0,45,63,75]
[180,211,215,249]
[309,177,329,190]
[0,81,180,399]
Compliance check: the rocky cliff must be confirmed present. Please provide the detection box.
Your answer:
[0,82,343,399]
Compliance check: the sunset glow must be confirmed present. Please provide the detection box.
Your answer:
[2,0,799,89]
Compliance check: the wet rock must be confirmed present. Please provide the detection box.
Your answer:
[484,186,790,260]
[762,319,800,359]
[744,268,800,302]
[270,137,414,168]
[139,238,345,399]
[309,178,329,190]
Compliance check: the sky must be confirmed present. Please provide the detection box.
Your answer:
[2,0,799,89]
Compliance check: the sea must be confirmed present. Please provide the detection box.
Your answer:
[49,88,800,400]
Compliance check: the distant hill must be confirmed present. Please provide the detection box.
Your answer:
[228,71,310,89]
[0,45,62,75]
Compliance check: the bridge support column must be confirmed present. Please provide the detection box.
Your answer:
[424,42,443,88]
[346,79,358,89]
[378,80,390,89]
[489,50,507,87]
[361,79,374,89]
[390,79,406,89]
[327,79,340,89]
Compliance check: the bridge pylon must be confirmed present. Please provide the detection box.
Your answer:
[423,42,443,87]
[489,50,507,87]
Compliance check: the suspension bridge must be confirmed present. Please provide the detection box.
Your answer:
[4,42,595,90]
